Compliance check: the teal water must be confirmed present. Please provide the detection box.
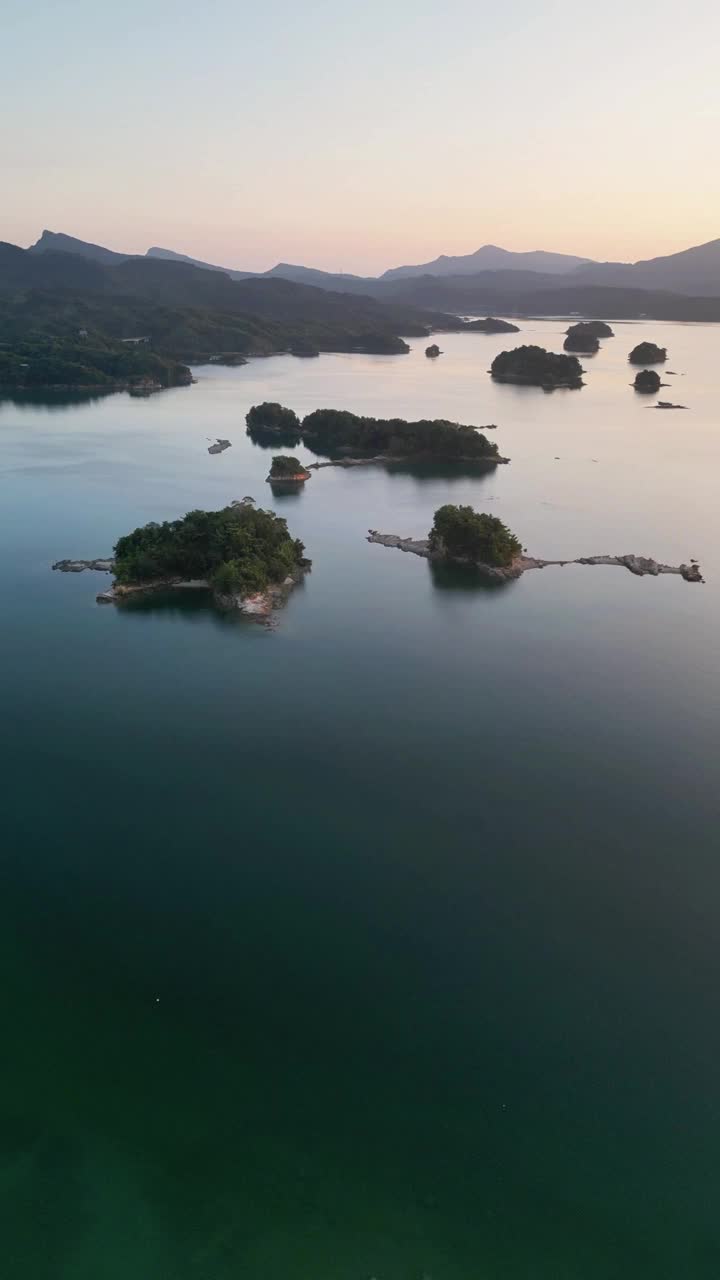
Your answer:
[2,320,720,1278]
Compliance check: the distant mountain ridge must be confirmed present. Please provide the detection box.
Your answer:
[381,245,594,280]
[22,229,720,304]
[570,238,720,296]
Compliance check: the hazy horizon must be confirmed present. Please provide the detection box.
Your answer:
[3,0,719,273]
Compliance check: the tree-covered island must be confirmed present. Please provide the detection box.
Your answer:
[107,501,309,611]
[633,369,662,393]
[629,342,667,364]
[563,327,600,353]
[566,321,614,339]
[490,345,584,388]
[462,317,520,334]
[367,506,702,583]
[267,455,311,482]
[245,404,504,465]
[429,505,522,566]
[246,402,302,446]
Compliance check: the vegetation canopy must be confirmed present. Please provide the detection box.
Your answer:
[563,329,600,353]
[633,369,662,393]
[269,455,307,477]
[565,321,614,338]
[246,402,302,445]
[629,342,667,364]
[490,345,584,387]
[428,505,522,566]
[463,317,520,333]
[300,408,499,460]
[113,502,306,596]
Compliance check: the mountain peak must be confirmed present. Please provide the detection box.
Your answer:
[28,229,131,265]
[381,244,594,282]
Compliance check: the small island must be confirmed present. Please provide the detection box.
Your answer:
[566,321,614,339]
[54,500,311,617]
[368,504,703,584]
[463,317,520,334]
[564,331,599,354]
[208,437,232,454]
[429,504,521,567]
[490,345,584,389]
[267,455,311,483]
[425,344,441,358]
[246,402,302,447]
[633,369,662,393]
[629,342,667,364]
[300,408,505,465]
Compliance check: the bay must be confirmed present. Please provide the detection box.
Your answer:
[2,319,719,1278]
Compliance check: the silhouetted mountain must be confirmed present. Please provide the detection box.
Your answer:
[146,246,259,279]
[263,262,373,288]
[382,245,593,281]
[147,248,376,291]
[0,241,465,385]
[28,229,132,266]
[25,229,720,297]
[0,240,108,290]
[370,269,720,322]
[571,238,720,296]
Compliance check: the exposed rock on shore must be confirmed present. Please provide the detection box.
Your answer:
[308,450,508,469]
[214,564,309,616]
[367,532,703,583]
[267,455,311,483]
[53,558,114,573]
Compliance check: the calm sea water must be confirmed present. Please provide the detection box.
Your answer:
[2,320,720,1278]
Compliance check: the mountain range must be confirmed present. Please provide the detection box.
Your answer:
[27,229,720,297]
[5,229,720,391]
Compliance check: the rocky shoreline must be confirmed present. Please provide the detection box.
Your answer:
[366,533,704,583]
[52,559,309,617]
[307,449,507,471]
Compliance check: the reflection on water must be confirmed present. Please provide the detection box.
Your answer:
[4,322,720,1279]
[0,387,117,412]
[246,427,302,449]
[427,558,516,593]
[268,481,305,501]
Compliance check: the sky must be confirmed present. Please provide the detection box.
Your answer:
[2,0,719,274]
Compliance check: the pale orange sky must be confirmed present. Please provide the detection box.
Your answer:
[3,0,719,274]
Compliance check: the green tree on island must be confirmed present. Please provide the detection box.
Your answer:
[268,455,308,478]
[113,502,306,595]
[300,408,499,460]
[428,505,522,566]
[490,345,584,388]
[246,403,302,438]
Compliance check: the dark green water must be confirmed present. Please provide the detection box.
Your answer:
[2,321,720,1277]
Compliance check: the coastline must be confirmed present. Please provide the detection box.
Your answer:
[366,532,704,583]
[52,559,309,617]
[307,451,508,470]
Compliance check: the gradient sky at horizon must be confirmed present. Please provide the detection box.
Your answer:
[3,0,718,273]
